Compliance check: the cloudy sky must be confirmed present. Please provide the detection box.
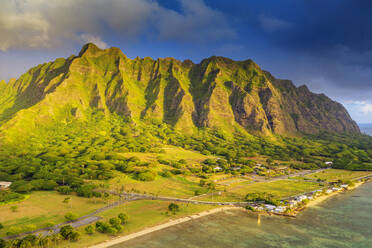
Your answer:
[0,0,371,123]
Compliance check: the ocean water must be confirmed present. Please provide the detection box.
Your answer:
[112,182,372,248]
[359,123,372,136]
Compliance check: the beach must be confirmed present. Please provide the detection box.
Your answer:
[305,181,364,208]
[89,181,368,248]
[89,206,243,248]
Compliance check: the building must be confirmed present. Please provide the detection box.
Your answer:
[295,195,308,202]
[325,161,333,166]
[274,206,287,213]
[288,200,298,208]
[213,166,223,171]
[340,184,349,189]
[0,181,12,189]
[264,204,276,211]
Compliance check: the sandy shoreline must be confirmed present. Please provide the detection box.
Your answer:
[306,181,364,208]
[89,206,242,248]
[89,181,368,248]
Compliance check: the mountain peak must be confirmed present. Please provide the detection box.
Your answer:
[78,43,101,57]
[0,47,360,136]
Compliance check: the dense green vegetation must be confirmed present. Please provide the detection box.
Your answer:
[0,191,24,204]
[0,110,371,201]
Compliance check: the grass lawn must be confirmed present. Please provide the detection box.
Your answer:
[197,179,323,202]
[0,191,107,237]
[57,200,217,248]
[302,169,372,182]
[119,146,216,165]
[107,173,208,198]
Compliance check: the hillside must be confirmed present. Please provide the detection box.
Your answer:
[0,43,359,141]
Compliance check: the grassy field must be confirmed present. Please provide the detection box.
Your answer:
[107,173,208,198]
[56,200,217,248]
[301,169,372,182]
[197,179,323,202]
[0,191,108,237]
[119,146,216,165]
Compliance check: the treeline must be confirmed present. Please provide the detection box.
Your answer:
[0,111,371,198]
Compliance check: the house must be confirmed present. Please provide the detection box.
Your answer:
[325,161,333,166]
[326,189,333,194]
[264,204,276,211]
[274,206,286,213]
[231,166,241,171]
[332,187,341,191]
[288,200,298,208]
[213,166,223,171]
[295,195,308,202]
[255,206,264,211]
[340,184,349,189]
[0,181,12,189]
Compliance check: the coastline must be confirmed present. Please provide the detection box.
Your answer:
[305,181,364,209]
[89,206,243,248]
[88,180,370,248]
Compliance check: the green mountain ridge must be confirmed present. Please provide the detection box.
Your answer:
[0,43,360,140]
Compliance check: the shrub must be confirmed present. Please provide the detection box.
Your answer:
[118,213,128,224]
[68,231,81,241]
[161,171,172,178]
[135,171,156,181]
[0,239,6,248]
[57,186,73,195]
[6,226,22,236]
[60,225,74,239]
[109,217,121,227]
[85,225,95,235]
[64,212,78,222]
[23,224,36,232]
[168,203,180,214]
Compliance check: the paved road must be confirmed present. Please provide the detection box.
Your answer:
[2,168,337,241]
[3,195,145,240]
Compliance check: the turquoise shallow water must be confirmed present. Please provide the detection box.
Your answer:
[112,182,372,248]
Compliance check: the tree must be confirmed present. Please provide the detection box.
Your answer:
[85,225,95,235]
[59,225,73,240]
[109,217,121,227]
[0,223,3,229]
[64,212,78,222]
[168,203,180,214]
[57,186,72,195]
[68,231,80,241]
[10,205,18,212]
[118,213,128,224]
[0,239,6,248]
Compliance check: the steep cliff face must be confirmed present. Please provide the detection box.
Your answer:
[265,71,360,134]
[0,43,360,138]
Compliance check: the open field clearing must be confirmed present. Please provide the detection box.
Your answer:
[0,191,108,237]
[107,173,208,198]
[301,169,372,182]
[119,146,217,165]
[197,179,323,202]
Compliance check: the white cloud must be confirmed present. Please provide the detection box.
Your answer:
[258,14,292,32]
[0,0,235,51]
[80,34,108,49]
[361,103,372,113]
